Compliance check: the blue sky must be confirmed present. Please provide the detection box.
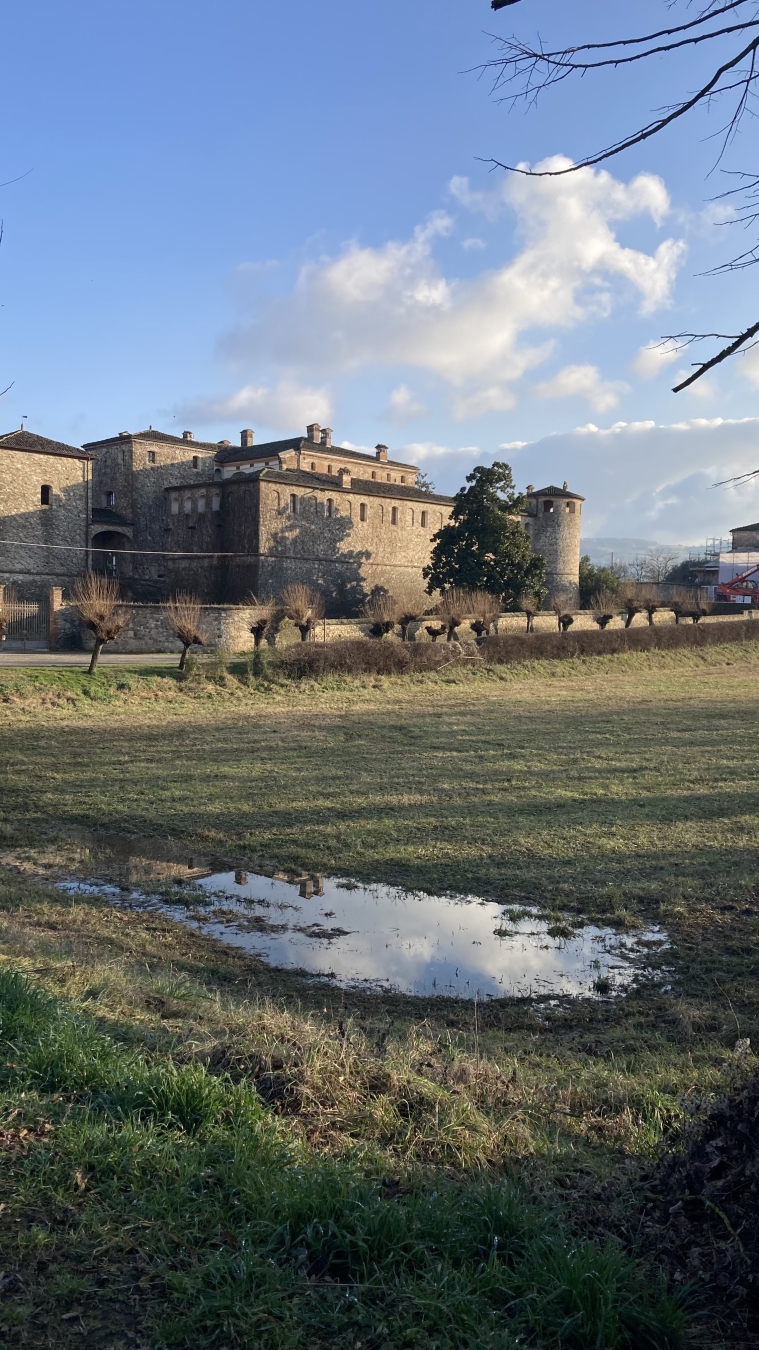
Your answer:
[3,0,759,544]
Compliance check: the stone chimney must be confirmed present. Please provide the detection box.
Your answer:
[563,481,568,491]
[320,427,333,447]
[241,428,254,448]
[338,466,351,488]
[375,444,388,462]
[526,484,534,493]
[307,423,320,444]
[183,430,194,441]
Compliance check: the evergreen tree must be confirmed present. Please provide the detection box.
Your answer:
[423,461,546,607]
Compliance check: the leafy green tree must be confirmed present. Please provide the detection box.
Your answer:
[578,556,622,608]
[423,461,545,608]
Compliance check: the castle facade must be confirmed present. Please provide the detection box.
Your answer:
[0,421,583,610]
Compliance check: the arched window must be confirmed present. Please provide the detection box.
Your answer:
[289,494,298,514]
[171,495,180,515]
[359,503,367,522]
[565,500,576,514]
[327,464,333,474]
[386,472,391,481]
[391,506,399,526]
[197,494,206,513]
[310,461,316,471]
[212,492,221,511]
[409,508,414,525]
[401,475,406,484]
[326,498,334,518]
[40,484,51,506]
[371,471,377,480]
[192,455,199,469]
[543,499,554,513]
[184,496,192,514]
[420,510,428,528]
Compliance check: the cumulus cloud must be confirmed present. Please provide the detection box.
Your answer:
[632,339,681,379]
[533,363,630,412]
[217,157,684,421]
[176,379,332,432]
[386,383,428,423]
[402,441,481,462]
[509,416,759,542]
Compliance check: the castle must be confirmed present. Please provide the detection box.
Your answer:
[0,422,584,610]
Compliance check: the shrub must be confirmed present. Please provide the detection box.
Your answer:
[277,639,468,679]
[480,616,759,664]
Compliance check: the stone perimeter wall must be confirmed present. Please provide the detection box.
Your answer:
[47,598,753,654]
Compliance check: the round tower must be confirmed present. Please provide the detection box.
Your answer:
[522,481,584,608]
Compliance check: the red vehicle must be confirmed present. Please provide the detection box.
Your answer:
[715,563,759,605]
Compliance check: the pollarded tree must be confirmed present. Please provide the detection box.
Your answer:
[424,462,546,609]
[162,592,208,671]
[72,573,130,675]
[280,583,325,642]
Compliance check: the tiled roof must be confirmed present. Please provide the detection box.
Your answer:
[731,522,759,533]
[222,466,454,505]
[83,429,221,451]
[0,429,92,459]
[91,507,133,527]
[527,484,585,500]
[214,436,416,470]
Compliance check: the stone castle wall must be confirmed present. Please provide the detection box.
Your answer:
[0,448,90,598]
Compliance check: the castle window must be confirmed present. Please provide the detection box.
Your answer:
[40,484,51,506]
[106,491,115,508]
[543,499,554,513]
[197,495,206,513]
[184,496,192,514]
[192,455,199,469]
[565,500,576,514]
[359,503,367,522]
[401,475,406,484]
[372,471,377,480]
[327,464,333,474]
[212,492,221,511]
[391,506,399,526]
[386,473,391,481]
[420,510,428,528]
[289,494,298,514]
[171,496,179,515]
[310,461,316,471]
[147,451,156,464]
[326,498,334,518]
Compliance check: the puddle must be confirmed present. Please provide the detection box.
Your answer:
[39,831,671,1001]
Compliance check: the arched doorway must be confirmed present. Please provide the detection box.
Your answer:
[91,531,131,579]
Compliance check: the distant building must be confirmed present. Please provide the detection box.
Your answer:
[1,419,582,612]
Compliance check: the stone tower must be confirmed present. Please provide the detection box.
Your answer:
[522,482,584,607]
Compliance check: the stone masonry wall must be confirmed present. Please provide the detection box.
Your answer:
[0,448,90,598]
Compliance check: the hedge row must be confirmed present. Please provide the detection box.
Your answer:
[274,615,759,679]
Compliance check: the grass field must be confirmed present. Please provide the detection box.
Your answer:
[1,645,758,1347]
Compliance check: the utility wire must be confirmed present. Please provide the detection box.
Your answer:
[0,538,426,569]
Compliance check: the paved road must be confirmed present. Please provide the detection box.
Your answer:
[0,651,178,668]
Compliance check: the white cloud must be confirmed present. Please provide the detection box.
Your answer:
[632,339,681,379]
[533,363,630,412]
[386,383,428,423]
[512,416,759,542]
[176,378,332,432]
[403,441,481,462]
[461,237,485,250]
[216,157,685,421]
[737,342,759,387]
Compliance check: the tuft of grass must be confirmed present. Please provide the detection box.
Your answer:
[0,969,686,1349]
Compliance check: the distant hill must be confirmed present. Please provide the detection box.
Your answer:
[581,537,691,566]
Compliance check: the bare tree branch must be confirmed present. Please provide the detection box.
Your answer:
[667,319,759,389]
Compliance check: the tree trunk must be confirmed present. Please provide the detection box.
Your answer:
[88,638,105,675]
[179,642,190,671]
[624,614,634,629]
